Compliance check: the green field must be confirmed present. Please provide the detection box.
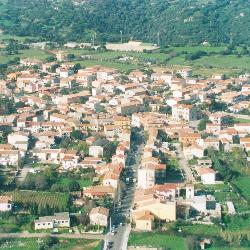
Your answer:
[62,46,250,74]
[1,39,249,75]
[210,248,250,250]
[0,49,50,64]
[225,215,250,232]
[233,118,250,124]
[193,55,250,70]
[58,177,92,188]
[181,224,221,237]
[128,232,187,250]
[75,60,138,72]
[0,238,101,250]
[0,214,35,233]
[232,177,250,201]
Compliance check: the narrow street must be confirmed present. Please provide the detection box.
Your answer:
[175,143,194,183]
[103,128,145,250]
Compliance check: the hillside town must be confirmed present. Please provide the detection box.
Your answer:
[0,53,250,250]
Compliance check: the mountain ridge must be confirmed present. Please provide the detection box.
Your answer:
[0,0,249,45]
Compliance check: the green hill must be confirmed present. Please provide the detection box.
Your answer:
[0,0,249,45]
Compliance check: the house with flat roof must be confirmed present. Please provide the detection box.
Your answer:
[34,212,70,230]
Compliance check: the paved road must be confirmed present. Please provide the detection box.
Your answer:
[103,129,145,250]
[0,233,104,240]
[104,224,131,250]
[175,144,194,183]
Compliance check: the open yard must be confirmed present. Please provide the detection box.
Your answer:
[128,232,187,250]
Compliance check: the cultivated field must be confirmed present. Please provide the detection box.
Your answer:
[6,190,69,211]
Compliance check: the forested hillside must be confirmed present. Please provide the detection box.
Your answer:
[0,0,249,45]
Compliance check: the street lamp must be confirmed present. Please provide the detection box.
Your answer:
[120,30,123,43]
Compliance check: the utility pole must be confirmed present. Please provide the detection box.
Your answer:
[157,31,160,47]
[92,32,97,47]
[120,30,123,43]
[230,32,233,45]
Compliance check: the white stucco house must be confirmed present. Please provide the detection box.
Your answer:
[0,196,12,212]
[89,207,109,227]
[196,167,216,184]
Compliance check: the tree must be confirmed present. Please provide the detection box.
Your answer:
[222,116,235,126]
[15,101,26,109]
[76,141,89,155]
[94,103,105,113]
[67,53,75,61]
[5,40,19,55]
[45,55,56,63]
[99,195,113,210]
[50,184,64,192]
[68,180,80,191]
[198,118,210,131]
[72,63,81,73]
[79,96,89,104]
[185,51,207,61]
[2,0,250,46]
[71,129,84,140]
[157,129,171,142]
[209,99,227,112]
[40,237,59,250]
[0,96,16,115]
[159,105,172,115]
[21,174,35,189]
[42,94,52,101]
[103,141,118,162]
[79,212,90,226]
[35,175,49,190]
